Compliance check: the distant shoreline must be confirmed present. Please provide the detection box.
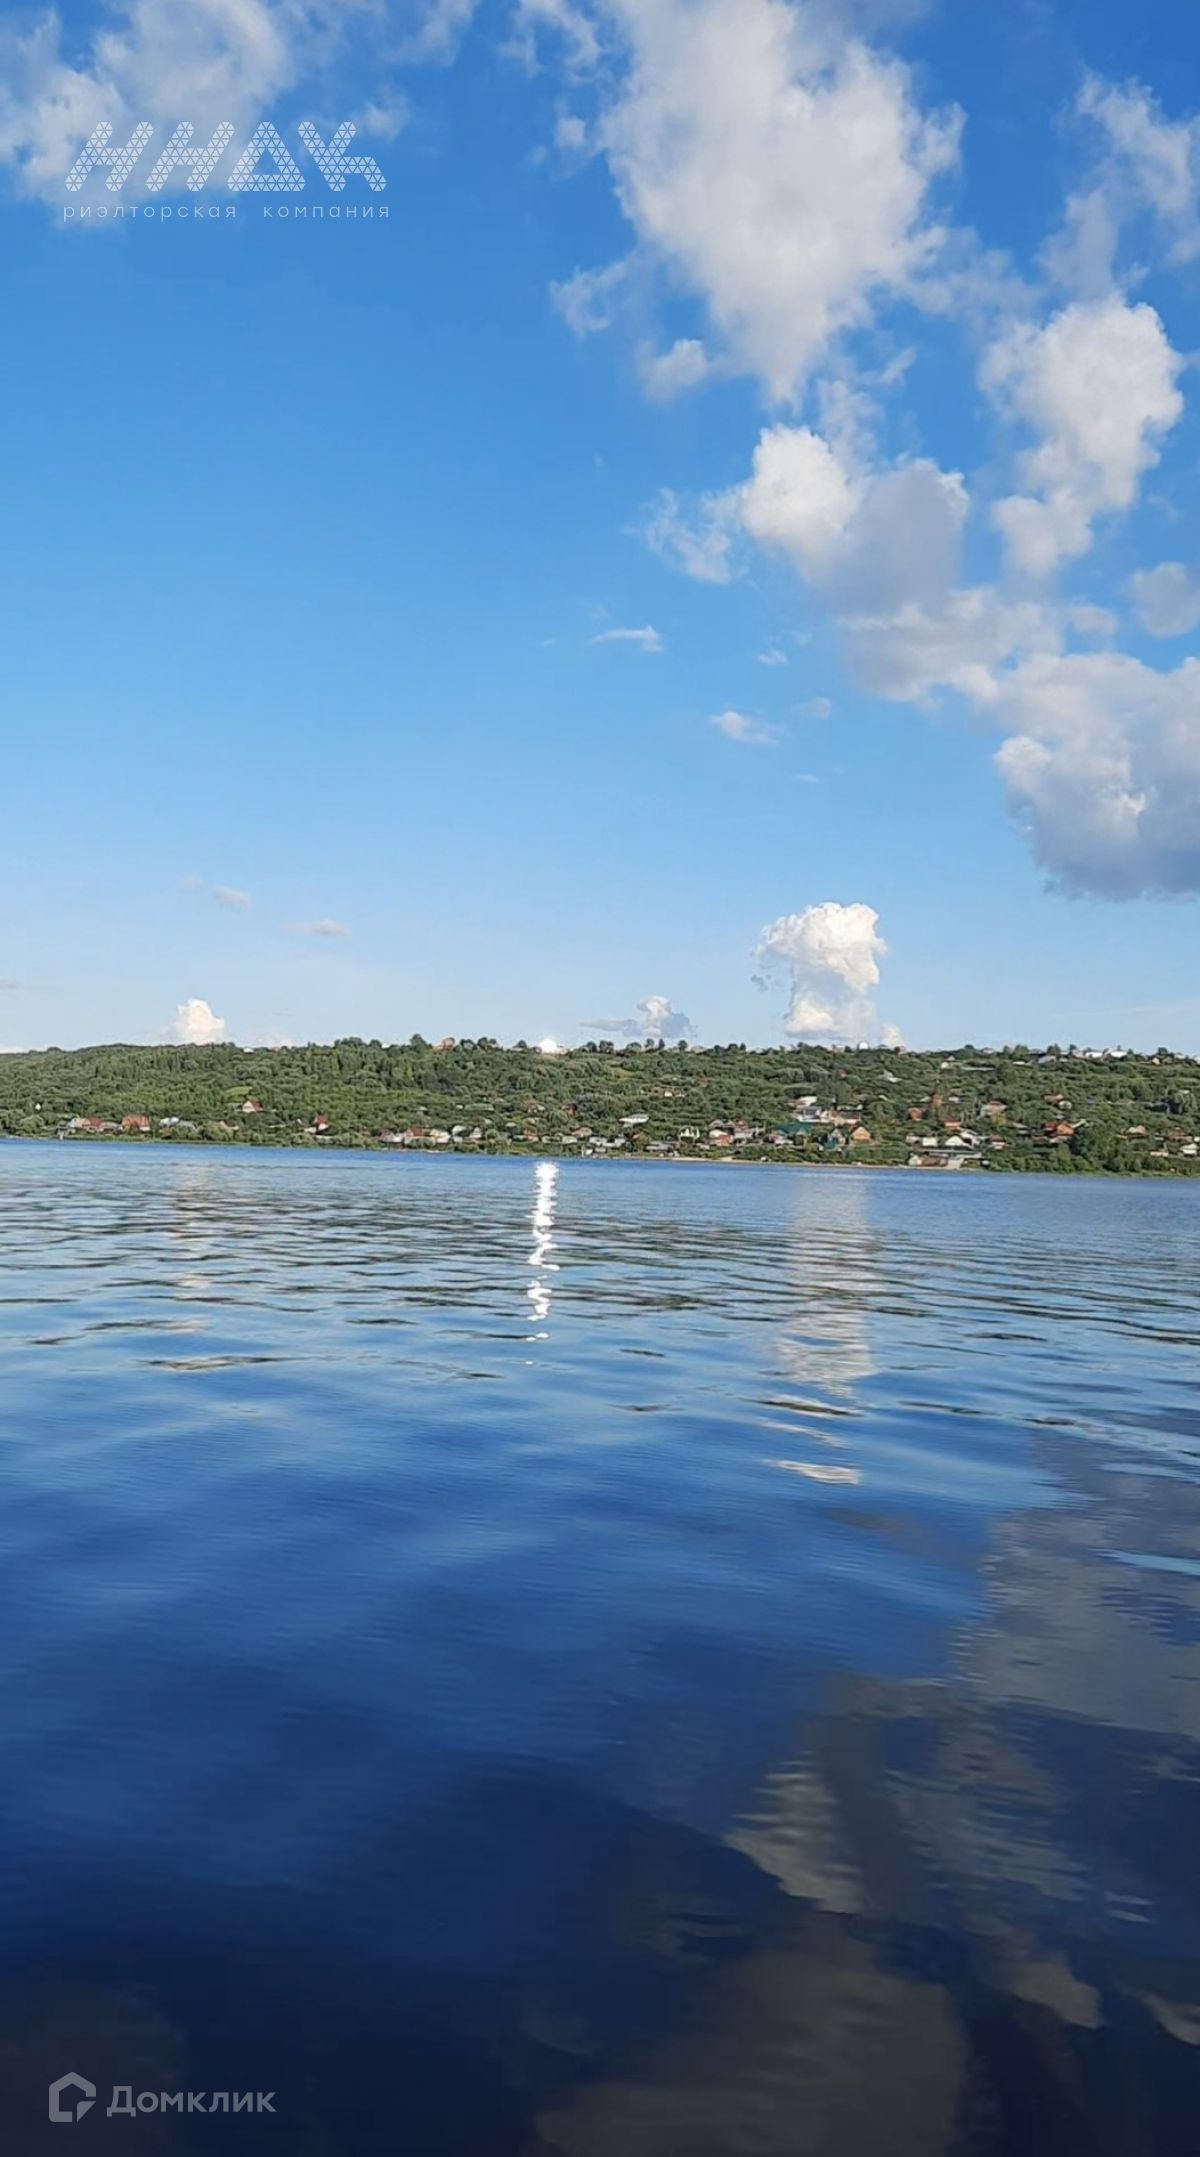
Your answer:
[3,1132,1197,1183]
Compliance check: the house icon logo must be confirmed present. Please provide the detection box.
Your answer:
[49,2073,96,2124]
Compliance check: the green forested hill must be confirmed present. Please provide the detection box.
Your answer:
[1,1037,1199,1173]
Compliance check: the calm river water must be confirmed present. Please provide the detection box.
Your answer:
[0,1144,1197,2153]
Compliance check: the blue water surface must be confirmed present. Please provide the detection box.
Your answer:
[0,1144,1198,2153]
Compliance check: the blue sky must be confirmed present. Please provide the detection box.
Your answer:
[1,0,1199,1051]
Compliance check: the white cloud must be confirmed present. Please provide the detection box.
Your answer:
[798,696,833,718]
[535,20,1200,903]
[644,487,736,584]
[844,586,1058,705]
[213,885,251,910]
[552,259,628,336]
[653,425,969,620]
[514,0,602,72]
[754,901,892,1041]
[554,107,588,154]
[400,0,479,63]
[1130,563,1200,640]
[578,0,959,400]
[638,337,712,400]
[984,298,1184,578]
[993,651,1200,898]
[738,425,861,579]
[288,918,349,939]
[1049,77,1200,290]
[741,427,969,611]
[1080,79,1200,247]
[759,645,788,667]
[637,290,1199,901]
[171,997,226,1046]
[584,995,693,1041]
[591,624,664,652]
[352,96,410,141]
[711,709,782,746]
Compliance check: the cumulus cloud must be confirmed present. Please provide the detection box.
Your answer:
[565,0,959,401]
[213,885,251,910]
[288,918,349,939]
[754,901,892,1042]
[648,424,969,622]
[1130,563,1200,640]
[644,331,1197,898]
[585,995,693,1041]
[533,9,1200,903]
[591,624,664,652]
[738,425,861,578]
[983,298,1184,578]
[993,652,1200,898]
[170,997,226,1046]
[711,709,782,746]
[740,426,969,610]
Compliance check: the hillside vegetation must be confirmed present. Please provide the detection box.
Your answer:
[2,1037,1200,1174]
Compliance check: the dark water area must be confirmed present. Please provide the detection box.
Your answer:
[0,1143,1198,2153]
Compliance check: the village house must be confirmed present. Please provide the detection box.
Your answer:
[241,1099,263,1116]
[121,1115,151,1134]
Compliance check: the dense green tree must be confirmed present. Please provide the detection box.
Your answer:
[0,1039,1196,1176]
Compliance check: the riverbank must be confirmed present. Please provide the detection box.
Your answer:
[6,1132,1200,1180]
